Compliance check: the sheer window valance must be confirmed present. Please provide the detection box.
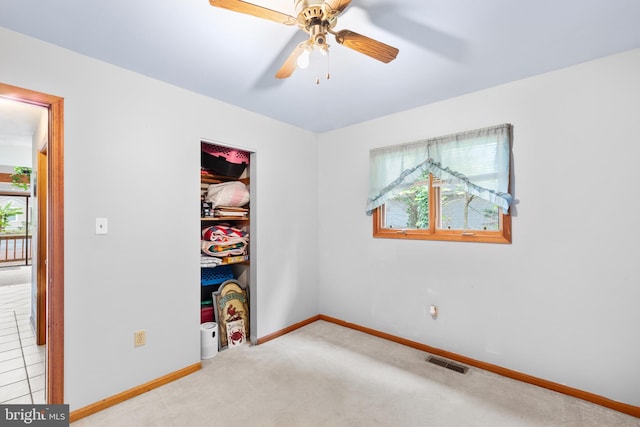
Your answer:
[366,124,513,215]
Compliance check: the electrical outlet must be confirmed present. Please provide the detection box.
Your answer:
[134,330,146,347]
[95,218,108,234]
[429,305,438,318]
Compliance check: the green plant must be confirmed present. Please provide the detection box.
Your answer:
[10,166,32,190]
[0,201,24,233]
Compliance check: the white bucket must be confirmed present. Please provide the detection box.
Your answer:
[200,322,218,359]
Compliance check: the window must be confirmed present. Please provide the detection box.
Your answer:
[368,124,513,244]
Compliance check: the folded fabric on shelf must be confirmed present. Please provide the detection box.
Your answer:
[201,225,249,257]
[202,224,248,240]
[201,255,222,267]
[201,239,247,257]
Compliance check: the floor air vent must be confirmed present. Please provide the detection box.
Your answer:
[426,356,469,374]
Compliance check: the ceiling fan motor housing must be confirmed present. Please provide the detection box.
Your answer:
[295,0,338,48]
[295,0,324,20]
[310,21,328,45]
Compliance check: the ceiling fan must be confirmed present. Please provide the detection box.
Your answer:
[209,0,399,79]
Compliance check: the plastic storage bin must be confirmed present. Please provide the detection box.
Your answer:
[201,305,214,323]
[201,265,234,286]
[201,143,249,178]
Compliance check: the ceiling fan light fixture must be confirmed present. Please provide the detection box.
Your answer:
[297,48,311,69]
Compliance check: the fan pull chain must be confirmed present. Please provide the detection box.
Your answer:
[313,48,321,84]
[326,49,330,80]
[313,46,330,85]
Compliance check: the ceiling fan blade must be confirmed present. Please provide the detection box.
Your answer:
[334,30,399,63]
[275,43,307,79]
[209,0,297,25]
[324,0,352,14]
[253,32,308,89]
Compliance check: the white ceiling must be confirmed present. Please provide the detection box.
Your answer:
[1,0,639,133]
[0,98,45,148]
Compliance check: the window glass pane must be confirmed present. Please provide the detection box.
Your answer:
[438,181,500,230]
[384,180,429,229]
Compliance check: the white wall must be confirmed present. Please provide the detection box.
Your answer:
[318,49,640,407]
[0,144,32,168]
[1,27,319,410]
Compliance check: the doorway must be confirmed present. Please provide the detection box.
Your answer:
[0,83,64,404]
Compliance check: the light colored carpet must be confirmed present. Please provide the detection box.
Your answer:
[72,320,639,426]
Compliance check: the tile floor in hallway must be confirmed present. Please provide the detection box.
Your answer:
[0,266,45,404]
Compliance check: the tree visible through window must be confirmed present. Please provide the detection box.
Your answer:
[385,171,430,230]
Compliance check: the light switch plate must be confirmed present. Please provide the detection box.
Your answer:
[96,218,108,234]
